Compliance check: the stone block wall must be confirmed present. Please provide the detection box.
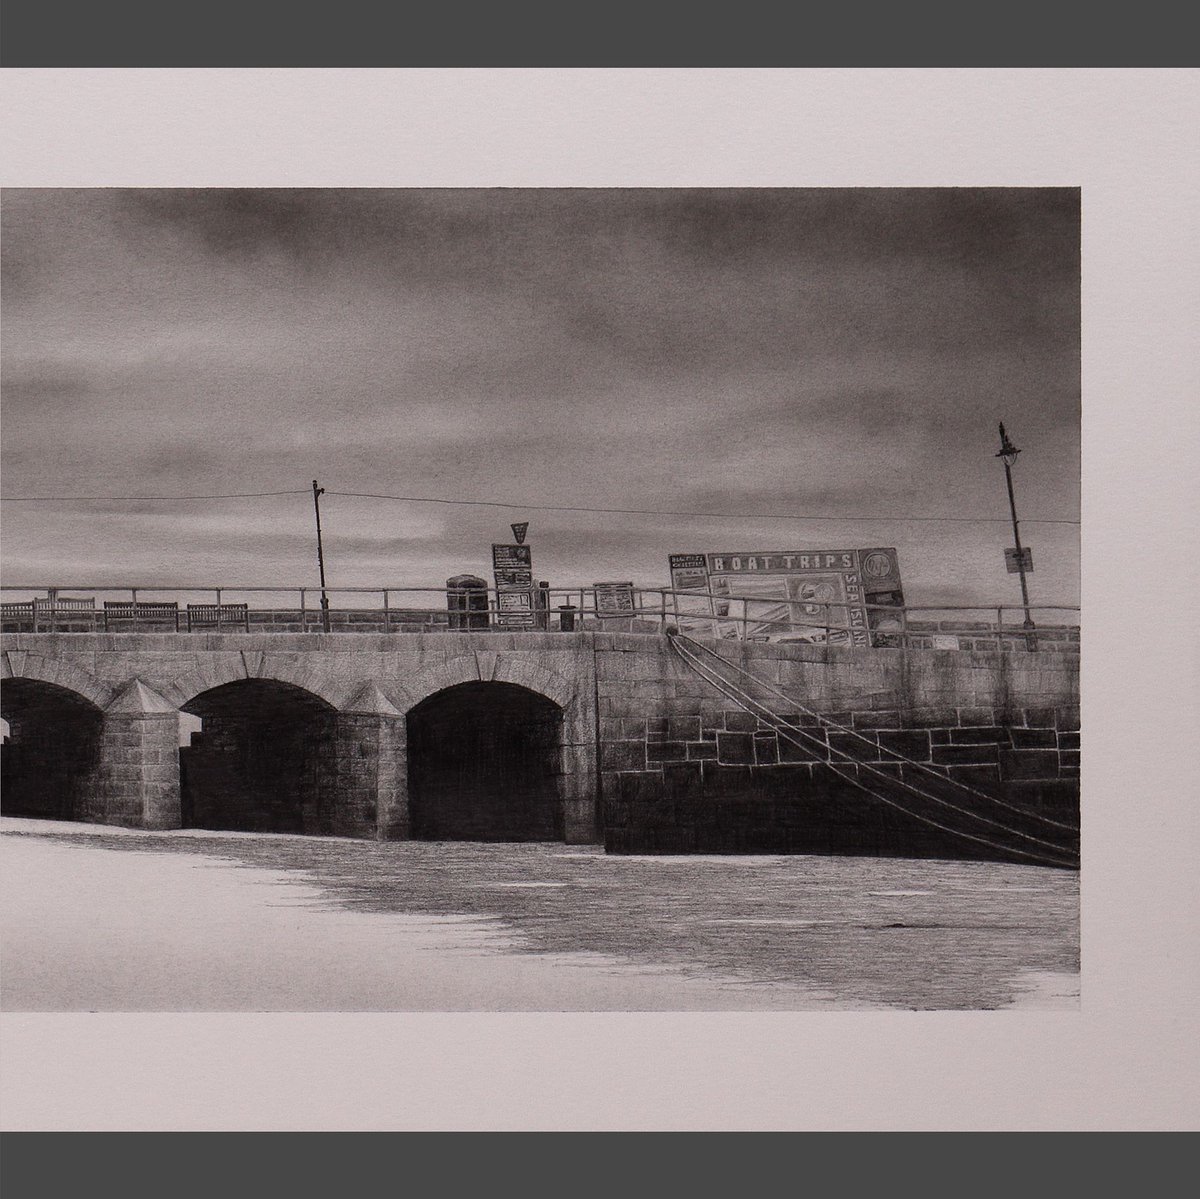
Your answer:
[180,712,404,838]
[593,634,1080,862]
[332,713,407,839]
[180,714,330,833]
[2,631,1079,861]
[97,711,181,829]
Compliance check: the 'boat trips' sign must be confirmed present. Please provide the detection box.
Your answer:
[668,548,904,646]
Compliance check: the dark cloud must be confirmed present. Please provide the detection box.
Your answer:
[1,188,1080,606]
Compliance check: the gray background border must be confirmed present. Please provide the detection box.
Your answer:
[2,1,1198,67]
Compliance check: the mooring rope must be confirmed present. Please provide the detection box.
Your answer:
[671,639,1077,860]
[667,636,1078,869]
[676,632,1080,834]
[670,637,1078,865]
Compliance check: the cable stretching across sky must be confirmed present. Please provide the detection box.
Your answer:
[0,488,1081,525]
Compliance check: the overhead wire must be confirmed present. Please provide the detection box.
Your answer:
[0,489,1082,525]
[0,490,309,502]
[325,489,1080,525]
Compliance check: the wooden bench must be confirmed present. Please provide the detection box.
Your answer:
[103,601,180,631]
[0,601,35,630]
[186,603,250,632]
[32,596,98,631]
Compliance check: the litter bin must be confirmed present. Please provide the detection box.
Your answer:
[446,574,490,631]
[557,603,577,632]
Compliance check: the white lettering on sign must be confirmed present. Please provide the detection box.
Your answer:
[699,550,875,575]
[670,548,900,647]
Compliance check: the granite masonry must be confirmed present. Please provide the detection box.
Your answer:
[0,630,1080,863]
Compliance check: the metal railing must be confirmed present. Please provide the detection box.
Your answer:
[0,584,1079,651]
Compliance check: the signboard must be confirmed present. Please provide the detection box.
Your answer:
[492,543,532,584]
[497,590,534,618]
[668,548,905,646]
[492,543,534,629]
[1005,546,1033,573]
[668,553,735,639]
[593,581,636,618]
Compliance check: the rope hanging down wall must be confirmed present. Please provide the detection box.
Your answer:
[666,632,1079,870]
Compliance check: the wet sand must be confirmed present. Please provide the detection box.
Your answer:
[1,817,1079,1011]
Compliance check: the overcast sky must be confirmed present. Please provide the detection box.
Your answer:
[0,188,1080,608]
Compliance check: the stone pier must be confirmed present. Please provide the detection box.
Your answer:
[0,632,1079,861]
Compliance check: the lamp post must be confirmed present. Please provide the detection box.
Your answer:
[311,479,331,633]
[995,423,1036,650]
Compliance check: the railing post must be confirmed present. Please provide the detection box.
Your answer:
[131,588,139,633]
[299,588,306,630]
[996,606,1004,653]
[215,588,223,631]
[824,601,830,646]
[383,589,390,633]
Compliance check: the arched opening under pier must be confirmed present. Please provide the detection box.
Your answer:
[406,681,564,842]
[179,678,336,834]
[0,678,104,822]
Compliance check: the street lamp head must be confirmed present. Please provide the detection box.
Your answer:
[995,422,1021,466]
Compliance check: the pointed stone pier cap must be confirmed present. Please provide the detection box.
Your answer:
[105,678,177,714]
[343,682,403,717]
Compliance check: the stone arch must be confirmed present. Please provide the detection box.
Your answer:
[0,651,111,710]
[401,653,576,714]
[165,653,342,712]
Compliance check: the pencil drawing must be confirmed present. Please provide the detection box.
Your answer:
[0,188,1080,1010]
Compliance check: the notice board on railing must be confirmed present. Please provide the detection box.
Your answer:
[593,581,636,618]
[668,549,904,646]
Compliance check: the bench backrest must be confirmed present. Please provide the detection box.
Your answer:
[186,603,249,623]
[103,601,178,615]
[34,596,96,611]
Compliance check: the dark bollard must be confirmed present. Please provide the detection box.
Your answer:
[534,581,551,631]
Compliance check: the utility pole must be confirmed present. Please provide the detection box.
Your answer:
[311,479,331,633]
[995,423,1036,650]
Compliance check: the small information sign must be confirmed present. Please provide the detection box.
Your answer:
[1004,547,1033,573]
[593,581,636,618]
[493,543,535,628]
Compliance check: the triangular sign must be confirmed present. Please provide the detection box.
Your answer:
[511,522,529,545]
